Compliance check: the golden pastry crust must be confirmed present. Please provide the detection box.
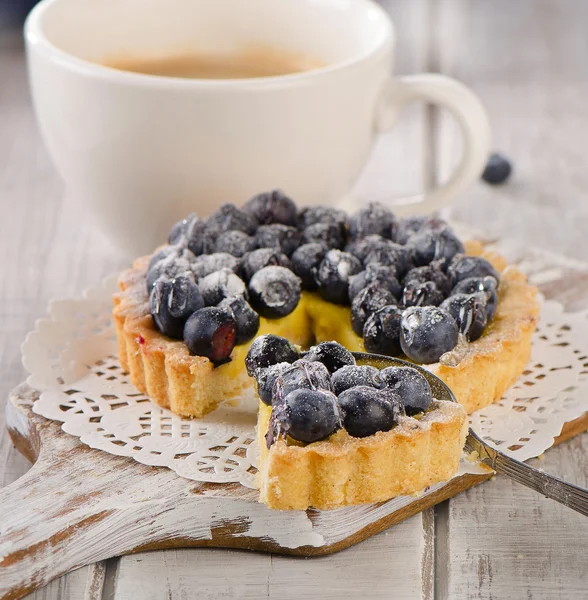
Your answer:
[112,241,539,417]
[256,399,468,510]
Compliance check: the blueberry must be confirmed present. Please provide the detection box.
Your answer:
[379,366,433,415]
[191,253,241,280]
[348,202,397,241]
[248,266,301,318]
[268,388,342,445]
[291,243,327,290]
[207,203,258,235]
[147,247,196,290]
[395,215,448,245]
[255,362,292,405]
[402,281,445,308]
[168,213,198,245]
[303,222,346,249]
[244,190,298,226]
[482,152,512,185]
[150,279,185,339]
[315,249,362,304]
[297,205,347,230]
[351,285,398,336]
[304,341,356,373]
[364,242,412,278]
[440,293,488,341]
[404,264,452,295]
[362,305,404,356]
[185,218,217,256]
[452,275,498,321]
[348,265,402,302]
[273,359,332,403]
[214,230,256,257]
[245,334,300,376]
[255,224,302,256]
[331,365,382,395]
[240,248,292,282]
[183,306,237,364]
[400,306,459,364]
[338,386,403,438]
[446,254,500,286]
[167,273,204,319]
[345,234,396,264]
[409,227,465,268]
[218,296,260,344]
[198,268,248,306]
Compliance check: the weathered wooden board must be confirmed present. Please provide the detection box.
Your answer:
[1,384,586,600]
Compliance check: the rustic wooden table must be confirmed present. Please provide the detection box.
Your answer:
[1,1,587,598]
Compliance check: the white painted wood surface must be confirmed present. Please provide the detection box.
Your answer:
[0,0,587,598]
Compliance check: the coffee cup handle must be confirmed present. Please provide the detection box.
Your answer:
[375,73,491,214]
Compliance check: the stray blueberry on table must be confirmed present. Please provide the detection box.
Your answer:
[272,360,332,403]
[403,264,452,296]
[248,266,301,318]
[207,203,258,235]
[440,293,488,342]
[297,205,347,230]
[214,230,256,257]
[446,254,500,287]
[304,341,356,373]
[338,386,404,438]
[245,334,300,376]
[244,189,298,226]
[402,280,445,308]
[218,296,260,344]
[198,268,248,306]
[270,388,342,445]
[362,305,404,356]
[303,222,346,249]
[331,365,383,396]
[351,285,398,335]
[348,264,402,302]
[315,249,362,304]
[255,362,292,405]
[290,242,327,290]
[183,306,237,364]
[191,253,241,280]
[400,306,459,364]
[348,202,397,241]
[240,248,292,282]
[482,152,512,185]
[255,224,302,256]
[379,366,433,415]
[452,275,498,321]
[409,227,465,268]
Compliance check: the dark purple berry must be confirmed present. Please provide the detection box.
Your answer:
[147,247,196,290]
[303,222,346,249]
[402,280,445,308]
[218,296,260,344]
[296,205,347,230]
[482,152,512,185]
[348,202,397,241]
[348,265,402,302]
[183,306,237,364]
[400,306,459,364]
[362,305,403,356]
[248,266,301,318]
[150,279,185,339]
[167,273,204,319]
[364,242,411,278]
[351,285,398,335]
[255,362,292,405]
[338,386,403,438]
[395,216,448,245]
[304,341,355,373]
[331,365,382,395]
[168,213,198,245]
[345,235,395,264]
[214,230,256,257]
[404,264,452,295]
[409,227,465,268]
[245,334,300,376]
[452,276,498,321]
[446,254,500,286]
[185,218,216,255]
[315,249,362,304]
[440,293,488,341]
[255,224,302,256]
[379,366,433,415]
[198,268,248,306]
[272,360,332,404]
[191,253,241,280]
[291,243,327,290]
[207,203,258,235]
[240,248,291,282]
[244,190,298,226]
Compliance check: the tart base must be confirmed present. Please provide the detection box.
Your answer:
[257,400,468,510]
[113,241,539,417]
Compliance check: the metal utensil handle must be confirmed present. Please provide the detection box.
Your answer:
[465,431,588,517]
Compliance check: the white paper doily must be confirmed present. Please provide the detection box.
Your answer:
[21,264,588,488]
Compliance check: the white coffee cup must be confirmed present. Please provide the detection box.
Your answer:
[26,0,490,256]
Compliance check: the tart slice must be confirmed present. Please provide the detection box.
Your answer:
[247,337,468,510]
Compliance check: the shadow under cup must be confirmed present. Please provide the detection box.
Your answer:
[25,0,393,255]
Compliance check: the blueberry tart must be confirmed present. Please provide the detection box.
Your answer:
[113,192,539,417]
